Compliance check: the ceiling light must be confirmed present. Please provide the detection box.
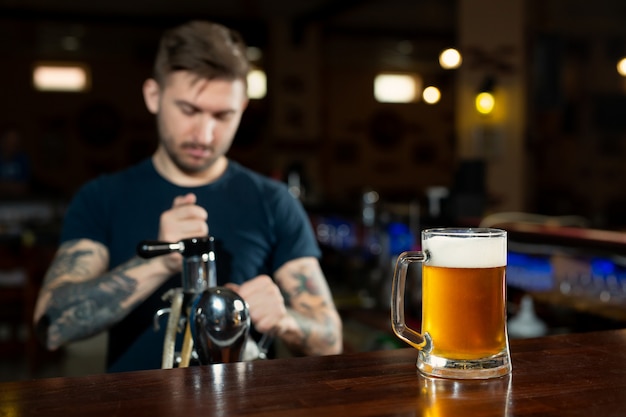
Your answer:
[33,62,90,92]
[439,48,462,69]
[374,73,422,103]
[247,69,266,99]
[422,86,441,104]
[617,57,626,76]
[476,92,495,115]
[475,76,496,115]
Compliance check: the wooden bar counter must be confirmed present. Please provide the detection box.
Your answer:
[3,329,626,416]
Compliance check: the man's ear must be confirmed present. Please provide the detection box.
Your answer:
[142,78,160,114]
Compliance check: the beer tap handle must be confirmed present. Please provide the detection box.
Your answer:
[137,240,183,258]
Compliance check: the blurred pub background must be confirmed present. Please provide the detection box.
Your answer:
[3,0,626,380]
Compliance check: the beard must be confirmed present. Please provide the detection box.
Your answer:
[167,141,217,174]
[156,115,221,175]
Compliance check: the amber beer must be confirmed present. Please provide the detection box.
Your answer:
[391,228,511,379]
[422,264,506,359]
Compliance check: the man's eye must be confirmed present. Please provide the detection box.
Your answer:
[180,106,197,115]
[216,112,233,121]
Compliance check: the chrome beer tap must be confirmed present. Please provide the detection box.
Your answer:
[137,236,251,367]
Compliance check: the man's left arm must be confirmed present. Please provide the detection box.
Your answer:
[230,256,342,356]
[273,256,342,356]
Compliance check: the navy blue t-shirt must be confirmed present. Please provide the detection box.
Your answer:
[60,158,321,372]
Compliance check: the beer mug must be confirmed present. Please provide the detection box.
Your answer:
[391,228,511,379]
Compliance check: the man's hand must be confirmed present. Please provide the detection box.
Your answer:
[158,193,209,274]
[226,275,287,335]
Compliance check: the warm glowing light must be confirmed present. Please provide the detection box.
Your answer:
[618,58,626,76]
[422,86,441,104]
[33,63,90,92]
[475,92,495,114]
[374,73,422,103]
[439,48,462,69]
[247,69,267,99]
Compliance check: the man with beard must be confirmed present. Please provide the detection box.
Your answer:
[34,20,342,372]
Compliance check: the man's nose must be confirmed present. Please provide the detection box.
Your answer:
[198,117,216,144]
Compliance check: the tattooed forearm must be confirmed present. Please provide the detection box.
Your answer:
[292,272,323,296]
[44,250,94,285]
[288,303,340,355]
[44,241,107,287]
[40,264,142,349]
[279,265,341,356]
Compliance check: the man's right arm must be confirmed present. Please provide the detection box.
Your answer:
[35,192,209,350]
[33,238,174,350]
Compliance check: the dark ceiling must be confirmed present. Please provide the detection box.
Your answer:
[4,0,626,70]
[0,0,457,40]
[5,0,626,45]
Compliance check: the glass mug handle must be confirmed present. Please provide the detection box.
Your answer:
[391,251,427,350]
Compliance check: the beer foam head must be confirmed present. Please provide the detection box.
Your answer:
[424,233,507,268]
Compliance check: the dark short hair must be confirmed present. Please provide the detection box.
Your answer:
[153,20,250,87]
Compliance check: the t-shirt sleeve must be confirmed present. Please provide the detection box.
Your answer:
[269,185,321,272]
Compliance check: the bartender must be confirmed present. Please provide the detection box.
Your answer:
[33,20,343,372]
